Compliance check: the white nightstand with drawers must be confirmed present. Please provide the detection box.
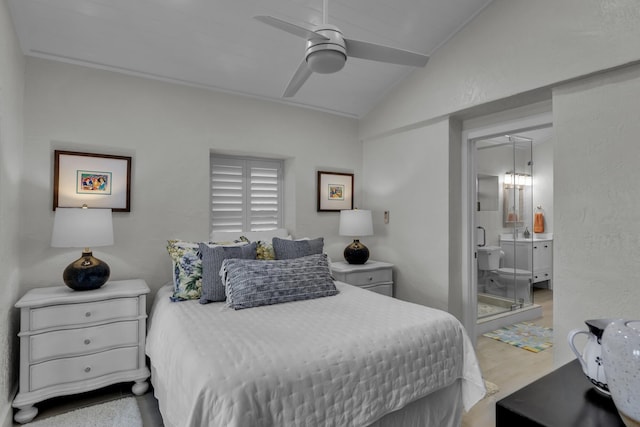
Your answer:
[330,260,394,297]
[12,279,150,424]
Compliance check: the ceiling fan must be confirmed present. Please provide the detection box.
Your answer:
[255,0,430,97]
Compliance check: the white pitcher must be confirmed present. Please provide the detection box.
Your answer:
[568,318,618,395]
[602,319,640,427]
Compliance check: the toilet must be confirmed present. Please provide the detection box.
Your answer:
[477,246,532,303]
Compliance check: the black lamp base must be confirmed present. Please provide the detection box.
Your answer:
[344,239,370,265]
[63,251,110,291]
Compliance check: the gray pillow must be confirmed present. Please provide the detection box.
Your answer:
[221,253,338,310]
[272,237,324,259]
[199,242,257,304]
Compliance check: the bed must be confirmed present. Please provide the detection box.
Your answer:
[146,273,485,427]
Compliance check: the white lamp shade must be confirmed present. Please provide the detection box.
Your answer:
[339,210,373,237]
[51,208,114,248]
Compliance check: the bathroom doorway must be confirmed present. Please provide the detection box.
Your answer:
[461,108,553,340]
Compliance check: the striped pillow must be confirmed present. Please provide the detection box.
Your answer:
[272,237,324,259]
[221,254,338,310]
[198,242,257,304]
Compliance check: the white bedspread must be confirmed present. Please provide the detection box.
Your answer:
[146,282,485,427]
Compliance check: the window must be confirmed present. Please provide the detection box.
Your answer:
[210,155,283,233]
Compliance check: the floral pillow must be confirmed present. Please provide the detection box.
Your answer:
[166,238,247,301]
[256,241,276,260]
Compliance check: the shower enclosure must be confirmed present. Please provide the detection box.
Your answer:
[475,135,536,324]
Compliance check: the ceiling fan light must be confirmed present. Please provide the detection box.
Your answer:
[306,50,346,74]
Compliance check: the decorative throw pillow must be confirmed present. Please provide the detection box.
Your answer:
[166,238,246,301]
[272,237,324,259]
[167,240,203,301]
[221,253,338,310]
[199,242,257,304]
[256,241,276,260]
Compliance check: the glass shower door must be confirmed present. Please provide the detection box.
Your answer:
[502,135,534,308]
[475,134,534,320]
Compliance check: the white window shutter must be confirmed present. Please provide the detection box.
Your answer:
[211,155,282,233]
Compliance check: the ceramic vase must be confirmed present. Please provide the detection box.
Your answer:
[602,319,640,427]
[568,319,616,395]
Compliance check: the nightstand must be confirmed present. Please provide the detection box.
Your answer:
[12,279,151,424]
[330,260,394,297]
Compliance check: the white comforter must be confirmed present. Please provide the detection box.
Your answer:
[146,282,485,427]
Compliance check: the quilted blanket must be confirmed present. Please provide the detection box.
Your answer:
[146,282,484,427]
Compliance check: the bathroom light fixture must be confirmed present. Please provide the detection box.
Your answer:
[339,209,373,264]
[51,205,114,290]
[504,172,532,186]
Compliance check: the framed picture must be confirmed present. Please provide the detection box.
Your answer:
[53,150,132,212]
[317,171,354,212]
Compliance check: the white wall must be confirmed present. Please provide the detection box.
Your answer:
[359,0,640,362]
[361,0,640,140]
[0,0,25,424]
[552,65,640,365]
[362,119,451,309]
[532,136,554,234]
[19,58,361,297]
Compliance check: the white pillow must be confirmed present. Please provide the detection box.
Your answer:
[209,228,290,243]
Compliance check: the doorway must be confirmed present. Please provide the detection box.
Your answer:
[461,108,553,341]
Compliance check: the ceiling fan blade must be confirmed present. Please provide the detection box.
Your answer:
[283,59,313,97]
[254,16,329,41]
[344,38,429,67]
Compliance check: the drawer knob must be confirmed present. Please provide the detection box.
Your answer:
[368,277,373,281]
[84,339,91,345]
[85,312,92,318]
[84,367,91,373]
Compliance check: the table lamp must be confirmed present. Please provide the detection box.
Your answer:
[339,209,373,264]
[51,206,114,290]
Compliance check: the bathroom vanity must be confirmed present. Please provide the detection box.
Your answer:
[500,235,553,288]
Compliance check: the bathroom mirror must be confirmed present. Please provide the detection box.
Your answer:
[503,185,524,227]
[477,174,499,211]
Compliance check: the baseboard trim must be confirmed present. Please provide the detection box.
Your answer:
[476,304,543,336]
[1,404,12,427]
[3,383,18,427]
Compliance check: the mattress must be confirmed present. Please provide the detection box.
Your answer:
[146,282,485,427]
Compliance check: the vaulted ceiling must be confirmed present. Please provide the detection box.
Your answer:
[8,0,493,118]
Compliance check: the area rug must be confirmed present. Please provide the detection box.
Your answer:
[26,397,142,427]
[483,322,553,353]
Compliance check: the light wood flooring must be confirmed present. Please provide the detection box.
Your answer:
[13,288,553,427]
[462,288,554,427]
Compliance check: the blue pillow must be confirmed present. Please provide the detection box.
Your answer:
[221,253,338,310]
[199,242,257,304]
[272,237,324,259]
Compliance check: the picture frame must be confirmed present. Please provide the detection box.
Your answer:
[317,171,354,212]
[53,150,132,212]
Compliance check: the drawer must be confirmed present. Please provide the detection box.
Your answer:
[341,268,392,286]
[30,346,139,391]
[533,269,552,283]
[362,283,393,297]
[30,298,139,330]
[30,321,139,363]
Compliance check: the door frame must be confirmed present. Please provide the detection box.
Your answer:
[460,104,552,342]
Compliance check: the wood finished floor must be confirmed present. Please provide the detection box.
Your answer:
[14,288,553,427]
[462,287,554,427]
